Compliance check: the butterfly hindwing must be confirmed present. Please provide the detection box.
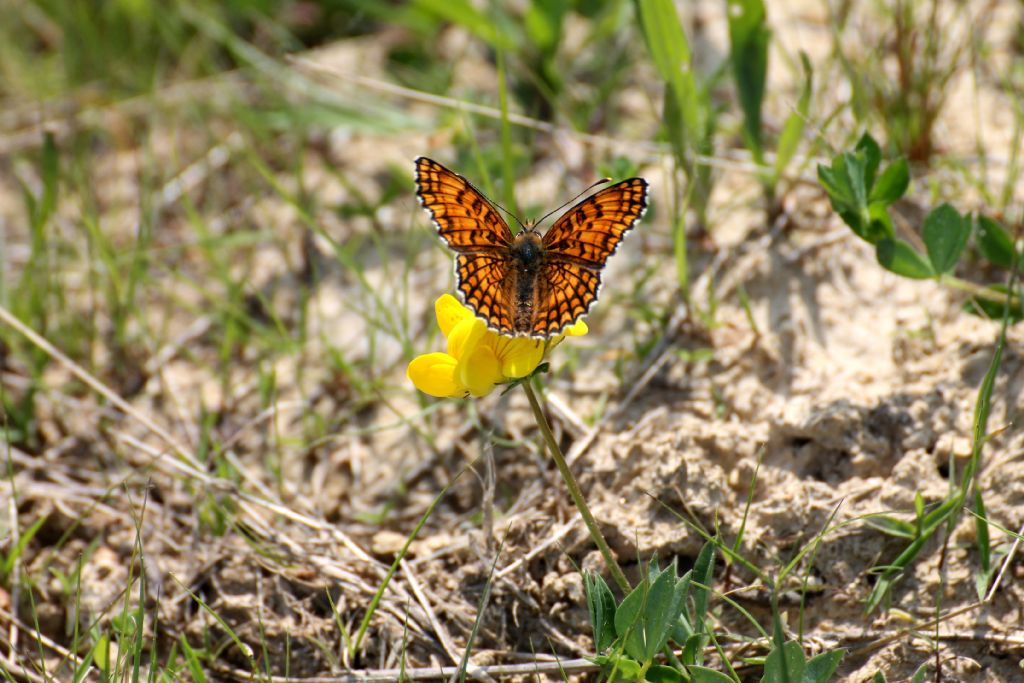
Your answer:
[532,259,602,337]
[454,253,516,335]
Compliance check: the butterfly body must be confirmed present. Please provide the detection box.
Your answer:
[415,157,647,339]
[507,230,546,333]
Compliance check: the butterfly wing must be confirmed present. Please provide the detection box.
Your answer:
[541,177,648,266]
[415,157,514,252]
[531,260,603,337]
[528,177,647,335]
[415,157,519,334]
[455,253,517,335]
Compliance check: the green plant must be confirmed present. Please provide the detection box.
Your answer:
[635,0,719,296]
[817,133,1022,320]
[586,546,717,681]
[585,543,845,682]
[830,0,971,163]
[725,0,813,218]
[819,132,1021,611]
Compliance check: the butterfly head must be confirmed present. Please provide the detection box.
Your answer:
[510,230,544,268]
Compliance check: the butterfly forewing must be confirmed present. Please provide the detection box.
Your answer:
[542,177,648,266]
[415,157,514,252]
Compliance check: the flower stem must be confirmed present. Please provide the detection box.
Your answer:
[522,378,631,594]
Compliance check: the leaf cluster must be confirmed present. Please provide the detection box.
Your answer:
[586,544,721,682]
[818,133,1022,321]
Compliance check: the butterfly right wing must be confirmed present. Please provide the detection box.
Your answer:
[541,177,648,266]
[531,259,603,337]
[414,157,514,252]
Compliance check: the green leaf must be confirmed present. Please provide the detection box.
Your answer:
[855,133,882,191]
[974,488,992,599]
[864,515,916,539]
[975,215,1018,269]
[803,649,845,682]
[1,515,47,581]
[775,52,812,177]
[762,640,806,683]
[876,238,935,279]
[865,202,895,242]
[680,632,707,666]
[818,158,868,239]
[690,666,737,682]
[727,0,770,161]
[647,664,688,683]
[93,634,112,672]
[615,563,684,663]
[690,542,716,622]
[594,654,643,679]
[635,0,691,85]
[816,162,854,209]
[39,131,59,229]
[585,571,618,653]
[869,158,909,204]
[638,0,701,153]
[523,0,567,52]
[923,203,970,274]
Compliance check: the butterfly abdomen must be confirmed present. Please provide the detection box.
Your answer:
[508,231,546,334]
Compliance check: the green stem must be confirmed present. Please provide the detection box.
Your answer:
[941,274,1020,306]
[521,379,631,594]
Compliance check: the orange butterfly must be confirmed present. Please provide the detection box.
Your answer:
[415,157,648,338]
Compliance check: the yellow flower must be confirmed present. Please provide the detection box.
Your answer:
[407,294,588,398]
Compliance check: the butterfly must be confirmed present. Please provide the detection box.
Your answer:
[415,157,648,339]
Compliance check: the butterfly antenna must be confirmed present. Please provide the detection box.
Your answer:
[463,176,528,231]
[534,177,612,226]
[489,196,528,231]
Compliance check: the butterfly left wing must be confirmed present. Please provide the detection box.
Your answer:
[530,260,603,337]
[455,253,517,334]
[415,157,514,252]
[542,177,648,266]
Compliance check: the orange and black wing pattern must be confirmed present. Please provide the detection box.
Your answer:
[542,177,648,266]
[415,156,648,339]
[531,260,603,337]
[527,177,647,336]
[454,253,515,334]
[414,157,513,252]
[415,157,517,333]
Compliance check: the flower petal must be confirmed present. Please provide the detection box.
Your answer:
[407,353,464,398]
[499,338,545,378]
[435,294,471,337]
[458,344,503,397]
[565,319,589,336]
[447,316,486,359]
